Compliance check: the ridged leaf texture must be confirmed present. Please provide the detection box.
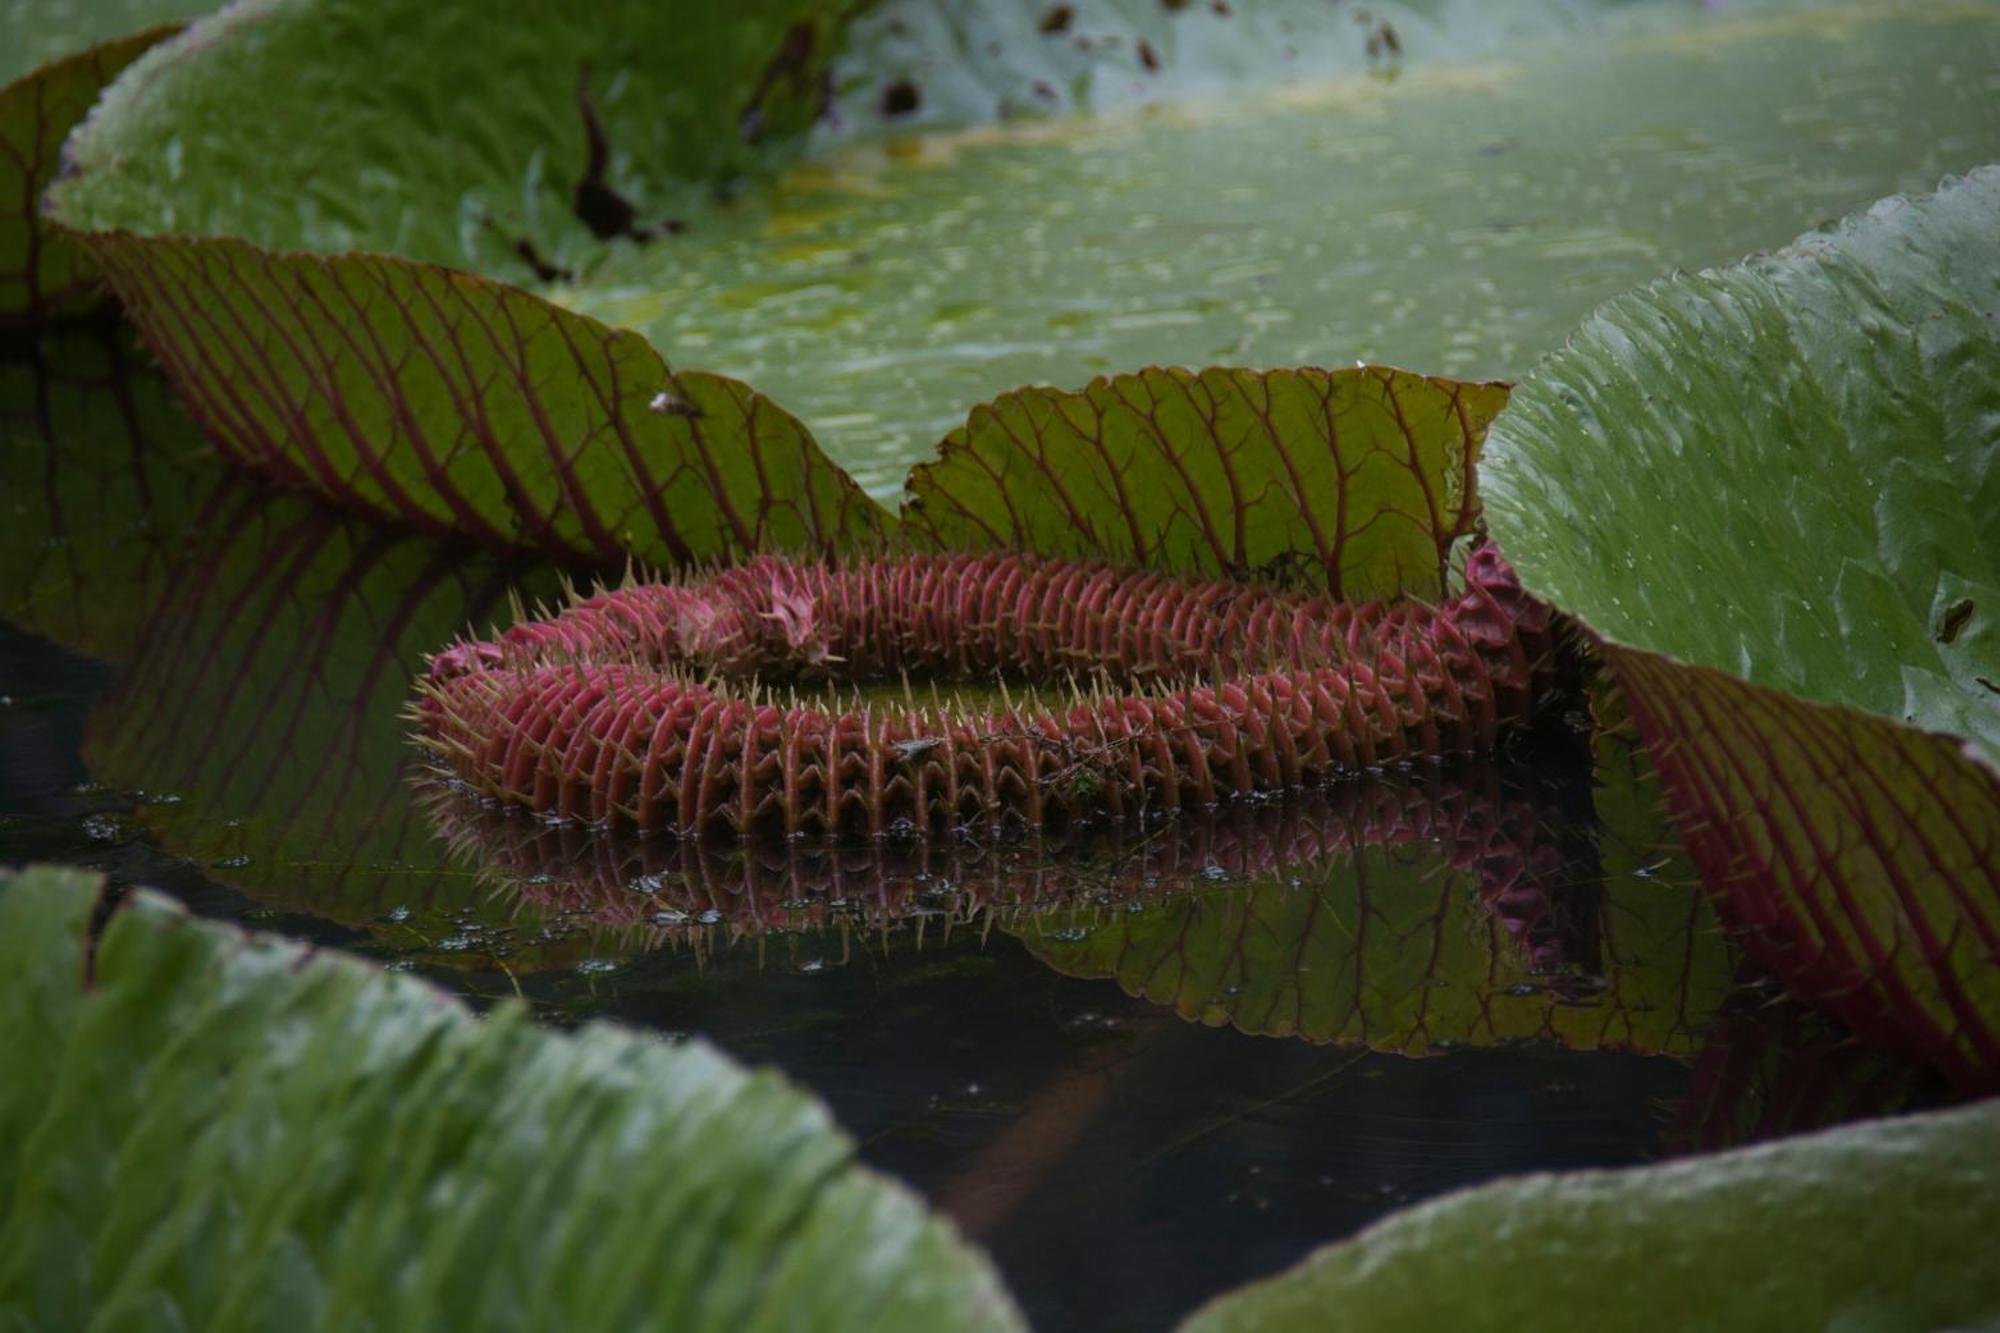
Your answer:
[71,232,890,566]
[1483,169,2000,1090]
[903,366,1507,601]
[0,864,1025,1331]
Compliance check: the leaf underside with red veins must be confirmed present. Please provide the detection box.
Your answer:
[0,26,181,324]
[418,547,1555,839]
[74,231,890,568]
[1613,646,2000,1093]
[902,365,1507,603]
[1484,171,2000,1092]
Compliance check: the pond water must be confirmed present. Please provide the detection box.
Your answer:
[4,2,1986,1325]
[0,329,1943,1329]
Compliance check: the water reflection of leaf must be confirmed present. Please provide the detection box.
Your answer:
[1015,738,1734,1056]
[430,745,1738,1056]
[0,334,560,937]
[1663,990,1939,1159]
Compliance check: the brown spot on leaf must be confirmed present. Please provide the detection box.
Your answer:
[1161,0,1191,10]
[1032,80,1058,102]
[1137,38,1160,72]
[879,78,920,117]
[1038,4,1073,34]
[1210,0,1231,15]
[1939,597,1976,645]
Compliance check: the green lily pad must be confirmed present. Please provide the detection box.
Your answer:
[573,1,2000,494]
[1483,170,2000,1089]
[903,365,1503,600]
[71,233,891,568]
[0,863,1026,1331]
[44,0,2000,509]
[1182,1095,2000,1332]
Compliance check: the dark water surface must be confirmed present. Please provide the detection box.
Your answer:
[0,330,1941,1329]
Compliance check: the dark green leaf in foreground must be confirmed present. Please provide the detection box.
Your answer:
[0,865,1025,1331]
[0,25,180,322]
[1483,169,2000,1090]
[903,366,1507,600]
[1183,1096,2000,1332]
[75,232,890,566]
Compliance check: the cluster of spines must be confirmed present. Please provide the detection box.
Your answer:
[418,546,1555,839]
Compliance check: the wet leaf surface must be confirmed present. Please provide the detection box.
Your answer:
[1485,170,2000,1089]
[1184,1095,2000,1332]
[0,864,1026,1331]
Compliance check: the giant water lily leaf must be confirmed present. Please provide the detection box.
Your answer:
[0,864,1025,1330]
[1013,746,1734,1055]
[902,366,1503,600]
[0,25,182,322]
[51,0,855,274]
[67,233,891,566]
[40,0,889,565]
[830,0,1628,133]
[561,2,2000,493]
[1182,1096,2000,1332]
[43,1,2000,502]
[1483,169,2000,1090]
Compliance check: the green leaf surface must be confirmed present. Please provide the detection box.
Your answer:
[1012,742,1734,1055]
[1485,167,2000,755]
[1484,170,2000,1090]
[569,1,2000,493]
[76,231,891,567]
[1182,1096,2000,1332]
[829,0,1628,133]
[53,0,854,274]
[47,0,2000,500]
[903,365,1504,599]
[0,864,1025,1331]
[0,25,180,322]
